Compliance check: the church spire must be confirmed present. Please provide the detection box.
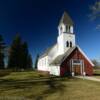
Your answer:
[59,11,74,26]
[58,11,74,35]
[57,11,75,55]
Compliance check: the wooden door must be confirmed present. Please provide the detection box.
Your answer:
[74,65,81,75]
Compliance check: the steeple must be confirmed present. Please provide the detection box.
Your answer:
[59,11,74,26]
[57,11,75,55]
[58,11,74,35]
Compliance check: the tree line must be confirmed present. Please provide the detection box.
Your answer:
[92,59,100,69]
[0,34,33,71]
[0,33,100,71]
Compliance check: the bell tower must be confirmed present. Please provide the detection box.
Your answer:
[57,11,76,55]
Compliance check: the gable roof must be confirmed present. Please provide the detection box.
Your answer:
[50,46,76,65]
[77,46,94,66]
[50,46,94,66]
[39,44,56,59]
[59,11,74,26]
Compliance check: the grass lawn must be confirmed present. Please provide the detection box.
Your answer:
[94,69,100,74]
[93,69,100,79]
[0,71,50,80]
[0,71,100,100]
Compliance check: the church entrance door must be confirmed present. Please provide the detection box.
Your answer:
[74,65,81,75]
[70,59,84,76]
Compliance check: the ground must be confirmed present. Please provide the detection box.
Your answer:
[0,70,100,100]
[93,69,100,79]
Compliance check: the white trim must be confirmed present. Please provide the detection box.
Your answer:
[77,46,94,66]
[82,60,86,76]
[80,60,83,74]
[71,59,83,75]
[70,60,71,73]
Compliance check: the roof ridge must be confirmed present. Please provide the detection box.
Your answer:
[39,44,57,59]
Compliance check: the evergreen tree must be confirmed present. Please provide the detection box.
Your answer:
[27,54,33,70]
[8,34,33,71]
[8,34,22,70]
[21,42,33,70]
[21,42,29,69]
[34,54,39,70]
[0,35,5,69]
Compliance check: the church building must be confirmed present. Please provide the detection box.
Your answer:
[37,12,94,76]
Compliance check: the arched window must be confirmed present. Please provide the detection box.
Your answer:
[66,25,68,32]
[66,41,69,47]
[60,26,63,33]
[70,41,72,47]
[69,26,70,33]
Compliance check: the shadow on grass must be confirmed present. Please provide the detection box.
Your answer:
[0,76,73,100]
[0,70,12,77]
[93,74,100,76]
[34,77,68,100]
[46,77,66,92]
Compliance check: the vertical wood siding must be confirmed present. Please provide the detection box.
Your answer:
[60,48,93,76]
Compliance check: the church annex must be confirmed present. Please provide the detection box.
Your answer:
[37,12,94,76]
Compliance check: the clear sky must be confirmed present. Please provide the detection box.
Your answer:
[0,0,100,62]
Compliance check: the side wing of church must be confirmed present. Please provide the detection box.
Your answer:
[37,12,94,76]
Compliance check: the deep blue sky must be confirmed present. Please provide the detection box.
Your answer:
[0,0,100,62]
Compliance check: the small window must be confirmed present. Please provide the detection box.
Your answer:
[69,26,70,33]
[66,25,70,32]
[70,41,72,47]
[66,41,69,47]
[60,26,62,30]
[66,25,68,32]
[60,26,63,33]
[45,58,46,66]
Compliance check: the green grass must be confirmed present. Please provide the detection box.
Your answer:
[0,70,50,80]
[94,69,100,75]
[0,71,100,100]
[93,69,100,79]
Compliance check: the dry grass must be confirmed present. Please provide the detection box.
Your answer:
[0,71,100,100]
[93,69,100,79]
[94,69,100,75]
[45,78,100,100]
[0,71,50,80]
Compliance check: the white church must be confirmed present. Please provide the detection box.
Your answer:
[37,12,94,76]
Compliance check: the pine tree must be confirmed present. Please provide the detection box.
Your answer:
[27,54,33,70]
[8,34,22,70]
[8,34,33,71]
[34,54,39,70]
[21,42,29,69]
[21,42,33,70]
[0,35,5,69]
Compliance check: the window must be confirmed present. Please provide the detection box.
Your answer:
[70,41,72,47]
[45,58,46,66]
[69,26,70,33]
[66,41,69,47]
[73,59,81,64]
[60,26,62,31]
[66,25,70,33]
[60,26,63,33]
[66,25,68,32]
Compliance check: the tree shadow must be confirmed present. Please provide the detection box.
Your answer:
[0,70,12,77]
[93,74,100,76]
[0,77,69,100]
[33,77,67,100]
